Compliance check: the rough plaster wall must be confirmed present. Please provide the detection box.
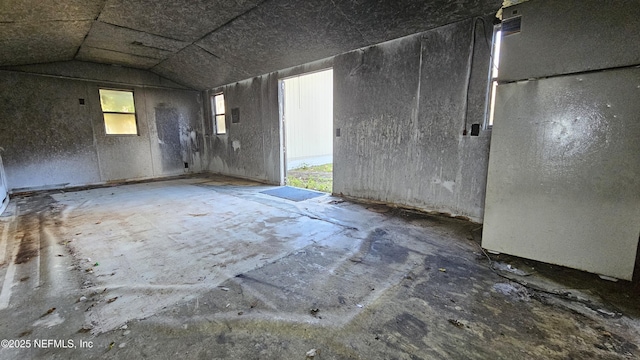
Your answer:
[206,74,280,184]
[88,85,156,181]
[333,18,493,222]
[144,88,205,174]
[0,72,101,190]
[0,67,203,191]
[204,58,334,185]
[260,73,281,184]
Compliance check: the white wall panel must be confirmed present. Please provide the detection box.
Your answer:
[483,68,640,280]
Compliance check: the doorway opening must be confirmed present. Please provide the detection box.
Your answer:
[279,69,333,193]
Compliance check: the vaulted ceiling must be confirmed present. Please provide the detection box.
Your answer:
[0,0,501,90]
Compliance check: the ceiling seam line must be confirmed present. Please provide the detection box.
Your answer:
[83,45,165,60]
[96,20,188,42]
[129,42,177,52]
[73,0,108,62]
[152,0,273,82]
[96,0,109,21]
[127,0,271,82]
[193,44,252,77]
[190,0,271,46]
[0,19,96,23]
[0,68,194,91]
[73,21,95,60]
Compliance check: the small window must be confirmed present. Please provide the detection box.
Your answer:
[212,93,226,134]
[99,89,138,135]
[485,25,502,128]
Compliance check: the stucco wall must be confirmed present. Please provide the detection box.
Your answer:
[202,17,494,221]
[333,18,494,222]
[204,74,281,184]
[0,64,204,192]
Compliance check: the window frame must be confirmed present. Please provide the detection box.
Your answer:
[99,88,139,136]
[484,24,502,129]
[212,93,227,135]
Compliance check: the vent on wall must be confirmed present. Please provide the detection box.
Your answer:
[502,16,522,36]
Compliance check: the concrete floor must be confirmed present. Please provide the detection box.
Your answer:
[0,175,638,359]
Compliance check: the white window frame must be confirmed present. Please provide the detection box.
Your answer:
[484,24,502,129]
[99,88,139,136]
[212,93,226,135]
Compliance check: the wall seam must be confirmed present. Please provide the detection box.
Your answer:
[141,87,157,176]
[87,82,104,182]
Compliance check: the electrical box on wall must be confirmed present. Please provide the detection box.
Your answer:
[231,108,240,124]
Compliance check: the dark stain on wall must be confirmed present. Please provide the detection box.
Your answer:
[155,106,182,172]
[0,66,204,190]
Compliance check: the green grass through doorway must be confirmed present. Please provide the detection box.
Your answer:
[286,163,333,193]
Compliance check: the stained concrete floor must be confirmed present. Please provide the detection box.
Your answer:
[0,175,638,359]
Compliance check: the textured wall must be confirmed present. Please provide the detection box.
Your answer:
[205,74,281,184]
[143,88,205,175]
[203,17,494,220]
[333,18,494,222]
[203,59,335,184]
[0,65,203,191]
[0,72,102,190]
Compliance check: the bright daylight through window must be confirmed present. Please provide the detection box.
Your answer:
[99,89,138,135]
[212,93,226,134]
[486,26,501,127]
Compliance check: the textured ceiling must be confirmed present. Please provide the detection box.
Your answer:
[0,0,501,90]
